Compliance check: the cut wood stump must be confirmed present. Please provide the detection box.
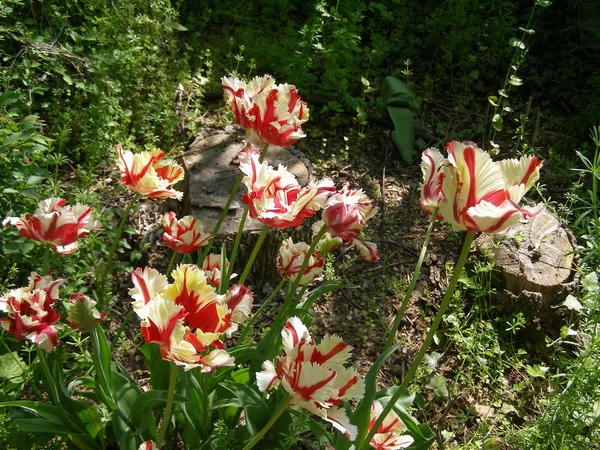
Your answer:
[178,127,314,287]
[475,208,577,329]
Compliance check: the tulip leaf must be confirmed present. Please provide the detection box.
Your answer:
[131,390,187,431]
[380,76,418,164]
[293,412,334,448]
[381,76,419,109]
[350,343,400,447]
[389,108,416,164]
[141,343,172,390]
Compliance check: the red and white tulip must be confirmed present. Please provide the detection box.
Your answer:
[162,212,212,254]
[201,253,235,287]
[117,144,184,200]
[129,264,252,371]
[368,400,414,450]
[0,273,64,352]
[322,184,379,261]
[419,148,446,215]
[239,147,335,229]
[222,75,309,147]
[3,198,102,254]
[277,238,324,285]
[257,317,364,441]
[433,141,543,234]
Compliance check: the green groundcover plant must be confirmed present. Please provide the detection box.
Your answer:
[0,74,546,449]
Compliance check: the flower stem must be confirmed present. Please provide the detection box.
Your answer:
[242,395,290,450]
[156,364,179,449]
[357,231,476,450]
[384,207,439,350]
[239,278,286,342]
[166,251,178,276]
[99,194,138,307]
[198,143,270,266]
[42,246,50,275]
[238,225,269,285]
[225,143,270,278]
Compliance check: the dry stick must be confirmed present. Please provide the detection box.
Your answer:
[357,232,475,450]
[383,206,439,350]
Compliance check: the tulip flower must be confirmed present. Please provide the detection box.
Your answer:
[129,264,253,371]
[368,400,414,450]
[67,293,106,333]
[419,148,446,215]
[322,184,379,261]
[240,147,335,228]
[117,144,184,200]
[3,197,102,254]
[277,238,325,285]
[0,273,64,352]
[257,317,364,441]
[430,141,543,234]
[139,441,156,450]
[162,212,212,254]
[202,253,235,287]
[222,75,309,147]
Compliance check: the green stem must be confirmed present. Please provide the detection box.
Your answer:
[99,194,138,306]
[227,206,249,277]
[198,144,270,266]
[242,395,290,450]
[357,231,476,450]
[166,251,178,276]
[156,364,179,448]
[42,246,50,275]
[238,225,269,285]
[384,207,439,350]
[239,279,286,342]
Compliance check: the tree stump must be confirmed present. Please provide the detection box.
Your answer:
[180,128,314,289]
[476,208,577,329]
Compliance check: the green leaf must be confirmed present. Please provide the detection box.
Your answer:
[381,76,418,109]
[360,76,370,87]
[535,0,552,7]
[0,352,25,383]
[141,343,172,390]
[302,283,357,313]
[351,344,400,446]
[0,401,66,424]
[509,37,526,49]
[425,375,449,398]
[492,114,503,132]
[389,107,415,163]
[131,390,187,429]
[509,75,523,86]
[562,294,583,312]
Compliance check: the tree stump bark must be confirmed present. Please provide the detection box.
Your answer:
[476,208,577,329]
[179,128,314,289]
